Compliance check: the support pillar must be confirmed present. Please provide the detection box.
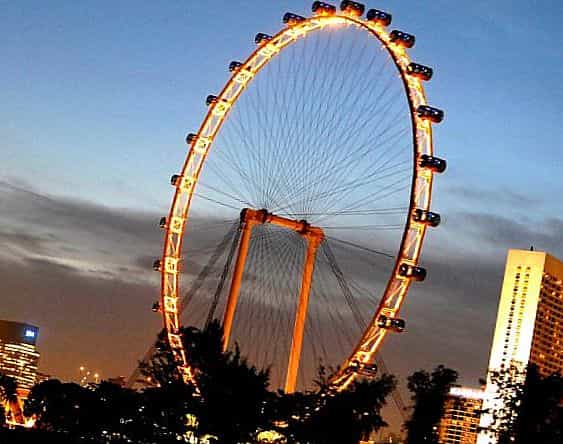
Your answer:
[222,214,256,351]
[285,231,323,393]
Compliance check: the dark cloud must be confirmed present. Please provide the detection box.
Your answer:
[452,211,563,253]
[448,184,542,208]
[1,177,562,424]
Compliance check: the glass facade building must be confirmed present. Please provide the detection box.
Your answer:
[477,249,563,444]
[0,320,40,392]
[438,387,485,444]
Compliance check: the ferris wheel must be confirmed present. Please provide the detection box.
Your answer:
[153,1,446,393]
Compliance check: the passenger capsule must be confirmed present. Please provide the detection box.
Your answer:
[283,12,306,25]
[350,360,377,377]
[312,1,336,15]
[159,217,168,229]
[417,105,444,123]
[398,263,427,281]
[152,301,160,313]
[389,30,415,48]
[186,133,198,145]
[229,61,243,72]
[255,33,273,44]
[407,63,433,81]
[366,9,392,26]
[413,209,441,227]
[378,315,406,332]
[340,1,365,16]
[206,95,218,106]
[153,260,162,272]
[419,154,447,174]
[170,174,181,186]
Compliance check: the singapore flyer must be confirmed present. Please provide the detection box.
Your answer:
[154,0,446,394]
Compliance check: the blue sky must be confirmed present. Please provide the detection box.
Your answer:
[3,0,562,211]
[1,0,563,430]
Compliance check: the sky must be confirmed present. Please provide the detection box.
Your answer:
[1,0,563,428]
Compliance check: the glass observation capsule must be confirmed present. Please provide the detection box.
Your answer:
[254,33,272,44]
[312,1,337,15]
[366,9,392,26]
[398,263,427,281]
[413,209,441,227]
[229,61,243,72]
[340,1,365,17]
[283,12,306,25]
[407,63,433,81]
[390,30,415,48]
[378,315,406,332]
[417,105,444,123]
[185,133,198,144]
[419,154,447,173]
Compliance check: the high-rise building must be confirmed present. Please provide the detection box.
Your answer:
[438,387,485,444]
[477,249,563,443]
[0,320,40,393]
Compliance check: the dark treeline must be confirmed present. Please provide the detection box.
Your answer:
[2,321,396,444]
[482,364,563,444]
[1,322,561,443]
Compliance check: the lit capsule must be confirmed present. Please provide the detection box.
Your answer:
[312,1,336,15]
[378,315,406,332]
[255,33,273,44]
[283,12,306,25]
[206,95,218,106]
[390,30,415,48]
[229,61,243,72]
[152,260,162,272]
[412,209,441,227]
[407,63,433,81]
[185,133,198,144]
[170,175,181,186]
[417,105,444,123]
[340,1,365,16]
[419,155,447,173]
[398,263,427,281]
[366,9,392,26]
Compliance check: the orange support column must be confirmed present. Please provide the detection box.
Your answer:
[285,230,324,393]
[222,213,256,351]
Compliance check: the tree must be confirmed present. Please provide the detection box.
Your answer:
[404,365,459,444]
[141,320,398,443]
[485,364,563,444]
[0,373,18,426]
[142,320,272,442]
[24,379,101,435]
[305,375,397,444]
[264,365,396,444]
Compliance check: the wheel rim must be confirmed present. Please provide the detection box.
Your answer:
[158,11,443,391]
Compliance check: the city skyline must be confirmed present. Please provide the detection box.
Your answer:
[1,0,562,401]
[478,249,563,443]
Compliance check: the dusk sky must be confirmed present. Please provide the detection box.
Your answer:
[1,0,563,426]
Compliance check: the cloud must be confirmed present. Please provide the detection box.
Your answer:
[451,211,563,253]
[1,177,562,410]
[448,184,542,209]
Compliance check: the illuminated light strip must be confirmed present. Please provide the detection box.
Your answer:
[164,296,177,313]
[159,13,440,390]
[168,216,185,234]
[192,137,211,154]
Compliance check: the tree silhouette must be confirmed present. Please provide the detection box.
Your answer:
[485,364,563,444]
[21,321,395,442]
[404,365,459,444]
[24,379,100,435]
[0,373,18,426]
[142,320,271,442]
